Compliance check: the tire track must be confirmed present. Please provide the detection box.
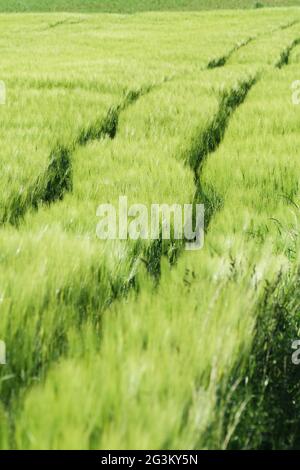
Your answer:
[275,37,300,68]
[187,76,257,229]
[4,16,300,448]
[209,46,300,449]
[4,19,300,224]
[0,27,285,419]
[180,38,300,446]
[188,77,257,176]
[3,82,165,226]
[207,19,300,70]
[208,37,255,69]
[142,76,258,274]
[3,74,260,443]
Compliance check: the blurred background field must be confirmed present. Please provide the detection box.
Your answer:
[0,0,299,13]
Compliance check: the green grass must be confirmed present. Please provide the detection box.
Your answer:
[0,0,299,13]
[1,8,300,449]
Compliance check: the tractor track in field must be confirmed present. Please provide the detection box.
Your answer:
[2,33,294,430]
[207,37,255,69]
[47,18,85,30]
[142,76,260,444]
[142,76,259,272]
[275,37,300,68]
[279,19,300,31]
[3,80,168,226]
[187,76,257,229]
[0,40,281,442]
[188,77,257,177]
[202,27,300,231]
[5,17,299,225]
[177,37,300,447]
[0,72,261,445]
[6,13,298,227]
[207,48,300,450]
[0,74,259,399]
[207,19,300,70]
[2,14,300,450]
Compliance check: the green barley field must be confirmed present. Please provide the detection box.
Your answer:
[1,0,300,450]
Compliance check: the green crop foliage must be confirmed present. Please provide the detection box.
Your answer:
[0,7,300,450]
